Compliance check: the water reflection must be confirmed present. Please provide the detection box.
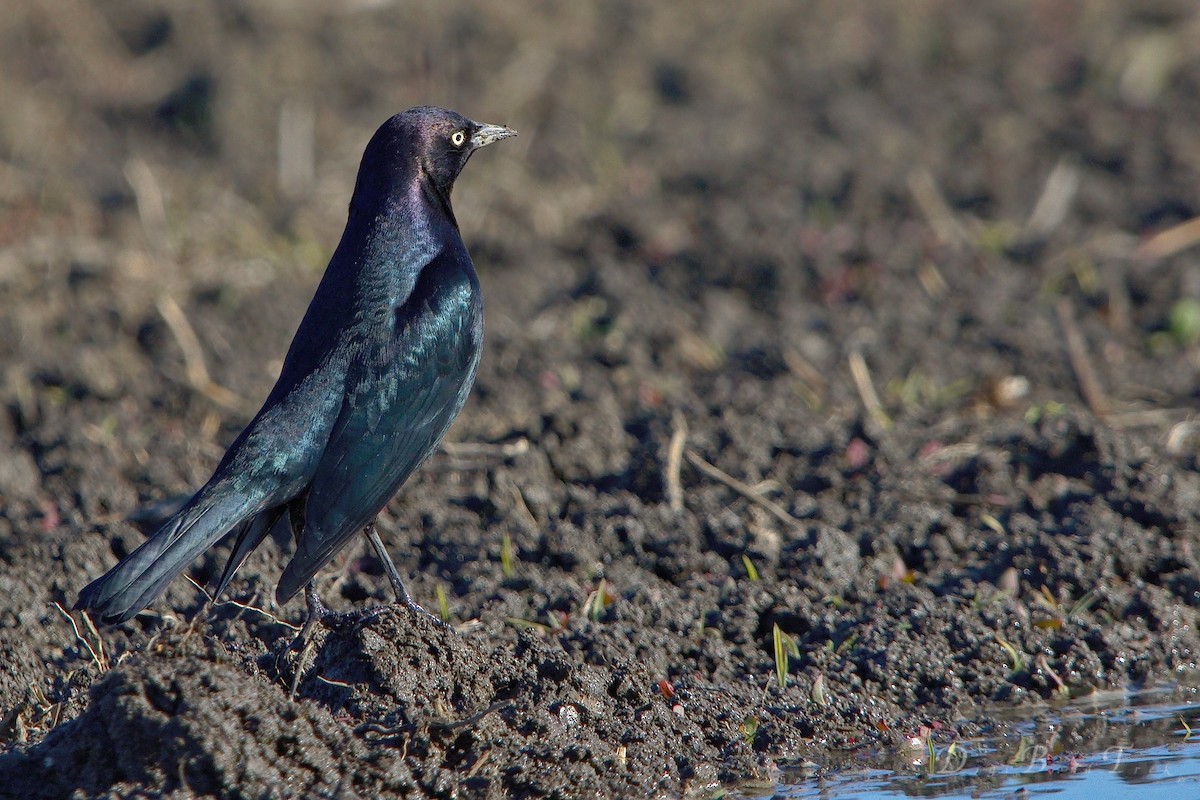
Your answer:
[752,689,1200,798]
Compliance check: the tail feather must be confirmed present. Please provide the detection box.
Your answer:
[75,489,262,624]
[211,506,289,602]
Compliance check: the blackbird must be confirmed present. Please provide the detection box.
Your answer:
[76,106,514,627]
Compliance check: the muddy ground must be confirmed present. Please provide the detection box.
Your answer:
[1,1,1200,797]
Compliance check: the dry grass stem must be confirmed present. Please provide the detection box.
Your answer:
[507,478,540,532]
[1166,419,1199,454]
[442,437,529,459]
[124,157,169,253]
[157,295,250,413]
[182,574,300,631]
[782,348,826,408]
[685,450,798,529]
[1026,159,1079,237]
[908,169,971,250]
[52,602,109,672]
[916,442,982,464]
[432,700,510,732]
[1103,409,1193,430]
[1102,265,1133,337]
[848,349,892,430]
[290,637,319,698]
[666,411,687,513]
[916,262,949,298]
[316,675,353,689]
[1054,298,1110,417]
[1136,215,1200,260]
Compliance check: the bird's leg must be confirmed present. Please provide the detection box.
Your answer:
[285,498,382,628]
[282,520,446,666]
[279,580,385,690]
[364,524,451,628]
[290,525,427,634]
[363,524,417,608]
[302,580,334,627]
[274,581,328,694]
[280,582,334,651]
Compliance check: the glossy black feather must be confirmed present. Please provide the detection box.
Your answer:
[75,106,512,624]
[277,236,483,602]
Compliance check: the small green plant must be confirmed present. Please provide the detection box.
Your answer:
[996,636,1023,675]
[823,632,859,656]
[1170,299,1200,346]
[886,371,973,412]
[741,715,759,748]
[741,554,759,581]
[1008,735,1034,766]
[585,578,616,621]
[1024,401,1066,425]
[435,583,451,624]
[1033,585,1099,629]
[773,623,800,688]
[1068,588,1098,617]
[811,673,827,707]
[500,532,516,579]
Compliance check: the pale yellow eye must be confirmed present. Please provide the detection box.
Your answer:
[451,130,467,147]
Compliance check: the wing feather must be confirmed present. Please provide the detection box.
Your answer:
[275,253,480,602]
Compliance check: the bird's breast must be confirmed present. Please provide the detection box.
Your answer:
[380,252,481,372]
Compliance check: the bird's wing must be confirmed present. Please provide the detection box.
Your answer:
[275,257,480,602]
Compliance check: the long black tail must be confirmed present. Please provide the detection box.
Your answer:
[75,487,263,624]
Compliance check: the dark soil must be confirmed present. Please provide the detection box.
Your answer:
[2,1,1200,797]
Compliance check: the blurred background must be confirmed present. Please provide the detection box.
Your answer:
[2,0,1199,530]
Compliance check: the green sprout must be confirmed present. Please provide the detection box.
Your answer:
[435,583,451,624]
[773,623,800,688]
[500,532,516,579]
[741,554,760,582]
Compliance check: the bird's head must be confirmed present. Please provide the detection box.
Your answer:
[351,106,515,222]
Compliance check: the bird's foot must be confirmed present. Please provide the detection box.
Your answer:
[315,596,452,634]
[275,584,456,695]
[275,583,369,695]
[361,523,452,631]
[286,585,448,650]
[395,596,455,632]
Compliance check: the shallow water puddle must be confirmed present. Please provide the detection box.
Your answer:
[754,690,1200,799]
